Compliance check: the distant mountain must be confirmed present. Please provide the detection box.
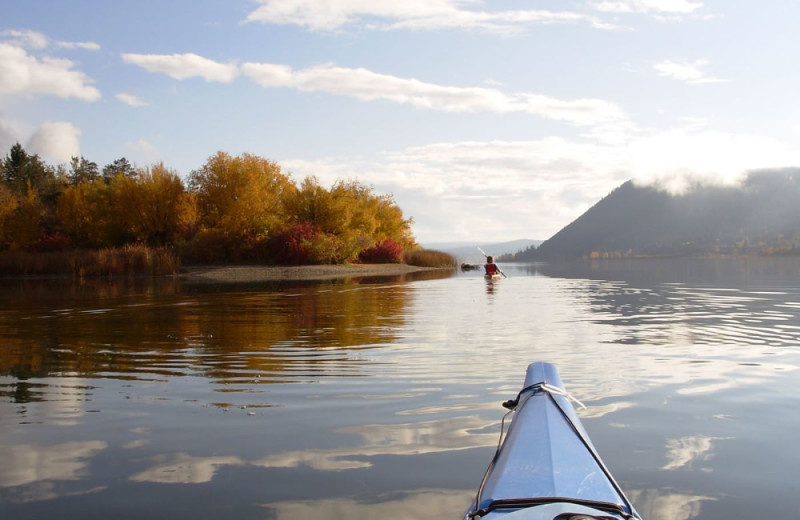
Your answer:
[516,169,800,261]
[424,239,542,263]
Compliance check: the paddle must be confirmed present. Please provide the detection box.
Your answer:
[478,247,507,278]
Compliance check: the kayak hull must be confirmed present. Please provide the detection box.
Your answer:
[464,362,640,520]
[484,273,502,281]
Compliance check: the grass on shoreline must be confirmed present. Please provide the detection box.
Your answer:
[404,249,458,268]
[0,246,456,278]
[0,245,180,278]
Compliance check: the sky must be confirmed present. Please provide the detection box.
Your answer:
[3,1,800,244]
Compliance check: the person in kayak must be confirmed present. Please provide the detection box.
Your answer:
[484,256,500,276]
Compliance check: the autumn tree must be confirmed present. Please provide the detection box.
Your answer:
[286,176,348,233]
[373,193,414,248]
[0,183,18,250]
[110,163,196,246]
[0,186,43,250]
[188,152,295,260]
[57,179,119,247]
[327,180,378,261]
[283,177,415,263]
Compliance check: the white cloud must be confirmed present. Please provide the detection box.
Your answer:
[116,92,148,107]
[122,53,239,83]
[654,59,727,84]
[281,125,800,242]
[242,62,628,127]
[56,40,101,51]
[591,0,703,14]
[245,0,611,33]
[124,138,162,164]
[282,138,627,241]
[26,121,82,163]
[1,29,100,51]
[0,29,49,49]
[0,116,18,152]
[0,42,101,101]
[625,127,800,193]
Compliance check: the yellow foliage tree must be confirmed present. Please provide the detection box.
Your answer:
[329,180,378,259]
[286,176,330,228]
[57,179,116,247]
[0,186,43,250]
[190,152,295,239]
[111,164,196,246]
[374,193,415,248]
[0,183,19,249]
[283,177,415,263]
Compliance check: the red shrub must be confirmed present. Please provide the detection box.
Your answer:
[359,239,404,263]
[269,222,321,265]
[182,228,264,264]
[32,232,71,252]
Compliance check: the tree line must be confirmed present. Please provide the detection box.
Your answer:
[0,143,416,265]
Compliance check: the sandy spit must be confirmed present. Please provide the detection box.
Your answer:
[180,263,443,283]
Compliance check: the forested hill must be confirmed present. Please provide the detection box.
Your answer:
[516,169,800,261]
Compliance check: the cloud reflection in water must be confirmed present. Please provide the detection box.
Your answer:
[0,441,107,488]
[263,489,476,520]
[662,435,727,471]
[253,415,499,471]
[129,453,246,484]
[629,490,715,520]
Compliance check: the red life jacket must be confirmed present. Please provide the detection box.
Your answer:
[485,263,498,274]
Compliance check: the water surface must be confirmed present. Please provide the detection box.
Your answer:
[2,258,799,519]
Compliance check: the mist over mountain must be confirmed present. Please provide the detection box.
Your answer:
[516,169,800,261]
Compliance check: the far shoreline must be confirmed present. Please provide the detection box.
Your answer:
[180,263,448,283]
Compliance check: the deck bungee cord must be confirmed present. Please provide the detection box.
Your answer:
[502,382,587,412]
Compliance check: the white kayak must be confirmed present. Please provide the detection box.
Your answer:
[463,362,641,520]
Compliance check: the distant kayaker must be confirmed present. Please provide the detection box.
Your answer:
[484,256,500,276]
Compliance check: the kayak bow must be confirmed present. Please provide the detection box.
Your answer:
[464,362,641,520]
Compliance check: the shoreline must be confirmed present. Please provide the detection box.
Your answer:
[180,263,445,283]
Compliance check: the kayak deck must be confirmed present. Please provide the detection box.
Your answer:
[464,362,640,520]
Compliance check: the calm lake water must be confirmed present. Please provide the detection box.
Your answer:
[2,258,800,519]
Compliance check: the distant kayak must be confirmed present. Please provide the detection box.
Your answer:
[484,273,502,281]
[464,362,641,520]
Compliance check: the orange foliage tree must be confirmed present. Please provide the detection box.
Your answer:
[282,177,415,263]
[56,179,120,248]
[110,163,197,246]
[0,183,17,249]
[187,152,296,261]
[0,184,44,250]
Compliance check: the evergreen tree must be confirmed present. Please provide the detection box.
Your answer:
[102,157,136,182]
[69,156,100,185]
[1,143,54,194]
[2,143,29,187]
